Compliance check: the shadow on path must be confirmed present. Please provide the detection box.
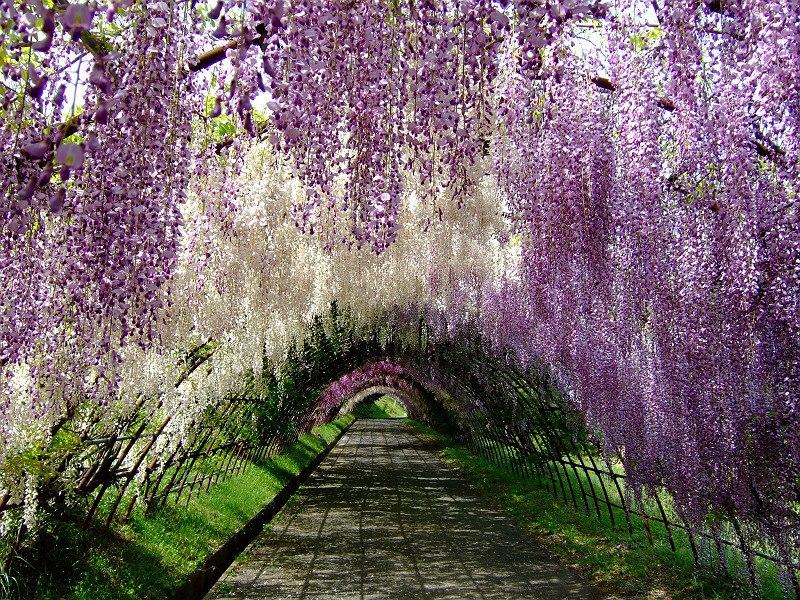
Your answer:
[205,420,607,600]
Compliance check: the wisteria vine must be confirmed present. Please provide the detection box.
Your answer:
[0,0,798,583]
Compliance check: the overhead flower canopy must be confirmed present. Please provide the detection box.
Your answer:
[0,0,798,574]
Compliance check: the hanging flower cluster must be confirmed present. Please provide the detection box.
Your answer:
[1,0,199,417]
[488,0,799,546]
[0,0,798,573]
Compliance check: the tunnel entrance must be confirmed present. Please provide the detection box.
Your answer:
[351,393,408,420]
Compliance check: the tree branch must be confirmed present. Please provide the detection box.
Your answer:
[589,75,675,111]
[190,39,239,72]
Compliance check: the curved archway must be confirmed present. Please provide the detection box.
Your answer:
[336,387,407,416]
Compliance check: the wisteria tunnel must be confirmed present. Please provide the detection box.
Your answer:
[0,0,799,598]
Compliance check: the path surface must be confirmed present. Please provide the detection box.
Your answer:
[206,419,605,600]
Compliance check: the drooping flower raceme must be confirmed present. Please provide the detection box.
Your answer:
[0,0,798,568]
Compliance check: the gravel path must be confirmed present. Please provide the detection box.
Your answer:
[205,419,605,600]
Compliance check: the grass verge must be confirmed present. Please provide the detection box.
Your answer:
[33,415,353,600]
[404,418,763,600]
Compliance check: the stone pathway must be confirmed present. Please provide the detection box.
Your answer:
[206,419,606,600]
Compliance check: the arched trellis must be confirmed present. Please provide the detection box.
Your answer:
[313,358,456,430]
[303,341,800,595]
[1,317,798,595]
[1,0,798,594]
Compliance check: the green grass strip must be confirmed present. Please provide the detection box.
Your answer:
[404,418,763,600]
[36,415,354,600]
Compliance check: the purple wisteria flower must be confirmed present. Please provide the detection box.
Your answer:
[61,3,94,39]
[23,141,50,159]
[0,0,798,574]
[55,142,85,171]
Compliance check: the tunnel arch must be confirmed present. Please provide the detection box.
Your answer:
[336,387,408,417]
[309,357,460,434]
[2,0,799,594]
[1,317,797,594]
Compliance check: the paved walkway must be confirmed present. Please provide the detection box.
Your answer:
[206,419,605,599]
